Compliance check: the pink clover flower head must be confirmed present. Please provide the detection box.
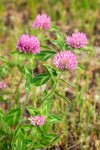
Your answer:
[32,14,51,30]
[66,32,87,48]
[16,34,40,54]
[53,51,77,70]
[0,82,7,89]
[28,116,45,126]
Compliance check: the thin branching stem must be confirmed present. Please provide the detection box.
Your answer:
[40,71,63,108]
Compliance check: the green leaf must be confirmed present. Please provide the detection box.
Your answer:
[56,31,64,41]
[0,56,8,63]
[15,141,23,150]
[17,55,26,65]
[48,115,62,123]
[50,78,56,87]
[40,45,52,49]
[0,109,5,122]
[34,50,56,61]
[26,54,33,59]
[83,45,93,52]
[77,64,85,70]
[25,82,31,92]
[43,64,57,77]
[10,51,27,65]
[51,39,65,50]
[42,133,57,140]
[26,106,38,116]
[9,50,19,55]
[17,65,24,74]
[0,56,15,67]
[0,95,9,102]
[41,134,58,145]
[14,126,25,139]
[65,81,76,88]
[65,44,72,50]
[21,124,33,131]
[29,59,36,69]
[60,79,76,88]
[50,40,61,48]
[24,64,32,75]
[6,108,21,126]
[0,65,9,78]
[55,90,71,104]
[13,126,24,140]
[32,73,51,86]
[24,64,33,83]
[40,100,52,116]
[0,109,5,117]
[51,24,59,31]
[12,126,24,150]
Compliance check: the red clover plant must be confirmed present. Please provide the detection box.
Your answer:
[0,14,92,150]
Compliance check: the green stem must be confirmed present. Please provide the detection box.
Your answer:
[12,74,23,100]
[40,72,63,107]
[22,93,29,115]
[33,88,37,108]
